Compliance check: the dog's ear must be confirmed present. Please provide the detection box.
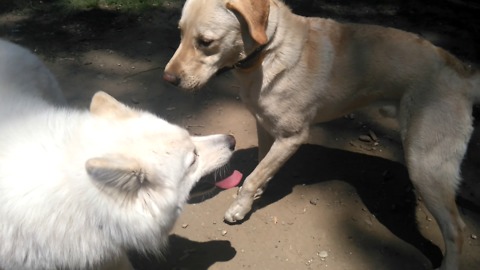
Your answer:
[90,91,139,119]
[86,155,146,192]
[226,0,270,45]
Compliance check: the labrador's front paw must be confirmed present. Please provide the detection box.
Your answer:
[224,193,254,223]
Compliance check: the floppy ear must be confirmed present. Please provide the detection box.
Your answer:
[86,155,146,192]
[226,0,270,45]
[90,91,139,119]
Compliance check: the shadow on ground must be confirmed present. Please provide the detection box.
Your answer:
[130,234,236,269]
[221,144,445,267]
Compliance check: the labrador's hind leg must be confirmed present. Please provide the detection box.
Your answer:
[407,162,466,270]
[401,98,472,270]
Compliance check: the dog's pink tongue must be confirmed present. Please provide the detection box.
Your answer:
[215,170,243,189]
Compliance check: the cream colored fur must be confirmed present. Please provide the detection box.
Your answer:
[163,1,480,269]
[0,38,235,269]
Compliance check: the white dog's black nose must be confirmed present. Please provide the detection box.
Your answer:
[227,135,236,151]
[163,72,180,86]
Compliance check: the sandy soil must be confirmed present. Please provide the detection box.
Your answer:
[1,1,479,269]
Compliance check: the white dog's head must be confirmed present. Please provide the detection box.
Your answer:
[85,92,235,212]
[163,0,271,90]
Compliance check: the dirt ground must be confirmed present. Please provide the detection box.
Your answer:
[1,1,480,269]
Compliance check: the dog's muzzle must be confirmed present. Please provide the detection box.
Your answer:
[163,72,180,86]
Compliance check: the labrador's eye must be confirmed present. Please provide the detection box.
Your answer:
[197,37,213,48]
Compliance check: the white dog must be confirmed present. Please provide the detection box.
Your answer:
[0,39,235,270]
[163,0,480,269]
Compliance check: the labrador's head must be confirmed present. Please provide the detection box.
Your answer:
[163,0,270,90]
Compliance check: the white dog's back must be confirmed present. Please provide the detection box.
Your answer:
[0,39,66,105]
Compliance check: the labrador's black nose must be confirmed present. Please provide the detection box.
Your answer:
[163,72,180,86]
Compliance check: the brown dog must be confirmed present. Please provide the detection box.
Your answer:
[163,0,480,269]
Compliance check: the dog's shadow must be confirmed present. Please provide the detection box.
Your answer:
[129,234,236,270]
[226,144,445,267]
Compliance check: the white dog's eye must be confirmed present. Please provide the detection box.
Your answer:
[190,149,199,167]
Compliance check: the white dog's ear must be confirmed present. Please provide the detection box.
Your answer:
[226,0,270,45]
[86,156,146,192]
[90,91,139,119]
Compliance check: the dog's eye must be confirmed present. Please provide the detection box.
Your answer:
[190,149,199,167]
[197,37,213,48]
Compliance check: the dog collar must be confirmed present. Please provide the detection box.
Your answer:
[234,44,267,69]
[216,44,267,75]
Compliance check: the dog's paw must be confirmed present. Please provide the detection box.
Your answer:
[224,196,254,223]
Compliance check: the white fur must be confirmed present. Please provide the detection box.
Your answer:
[0,39,234,269]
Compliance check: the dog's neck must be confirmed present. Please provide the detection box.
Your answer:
[217,0,281,74]
[235,43,269,70]
[216,45,266,75]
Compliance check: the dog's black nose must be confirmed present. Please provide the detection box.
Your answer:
[227,135,236,151]
[163,72,180,86]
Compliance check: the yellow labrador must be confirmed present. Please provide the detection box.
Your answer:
[164,0,480,269]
